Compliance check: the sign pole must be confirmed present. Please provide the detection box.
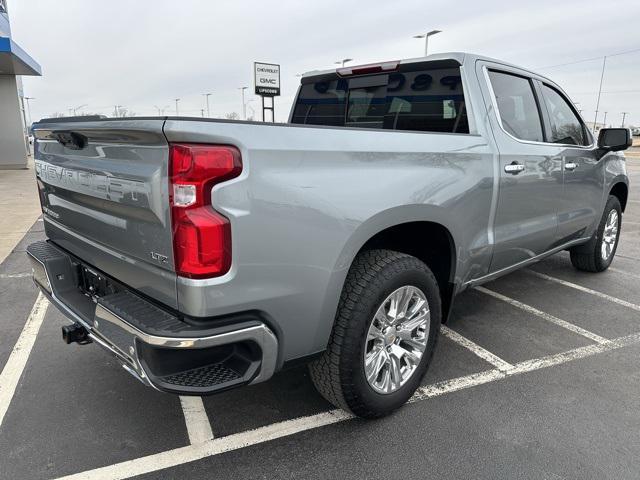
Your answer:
[254,62,280,123]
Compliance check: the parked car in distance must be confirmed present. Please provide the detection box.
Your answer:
[28,52,631,418]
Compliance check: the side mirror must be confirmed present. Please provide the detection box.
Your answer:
[598,128,632,152]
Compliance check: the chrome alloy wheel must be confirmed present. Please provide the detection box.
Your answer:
[601,209,619,261]
[363,286,430,394]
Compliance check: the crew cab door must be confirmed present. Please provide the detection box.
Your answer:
[477,63,563,272]
[535,82,602,242]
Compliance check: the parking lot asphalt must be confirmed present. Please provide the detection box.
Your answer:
[1,160,639,480]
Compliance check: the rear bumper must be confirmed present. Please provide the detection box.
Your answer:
[26,240,279,395]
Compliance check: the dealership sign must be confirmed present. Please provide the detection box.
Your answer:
[254,62,281,96]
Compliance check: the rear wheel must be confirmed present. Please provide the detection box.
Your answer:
[570,195,622,272]
[309,249,440,418]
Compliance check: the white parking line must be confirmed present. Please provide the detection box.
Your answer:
[475,286,609,344]
[508,331,640,375]
[609,267,640,280]
[440,326,514,372]
[417,331,640,396]
[179,396,214,444]
[412,369,505,401]
[54,329,640,480]
[0,272,31,279]
[616,254,640,262]
[526,270,640,312]
[54,409,353,480]
[0,293,49,429]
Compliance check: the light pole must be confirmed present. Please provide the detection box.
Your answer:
[24,97,34,126]
[202,93,212,117]
[574,102,584,116]
[592,56,607,133]
[334,58,353,67]
[174,98,180,116]
[413,29,441,56]
[72,104,87,116]
[245,99,256,120]
[238,87,248,119]
[154,105,169,115]
[621,112,629,127]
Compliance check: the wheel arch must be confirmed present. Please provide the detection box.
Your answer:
[333,210,458,324]
[609,181,628,212]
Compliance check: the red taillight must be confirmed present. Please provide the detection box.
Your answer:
[337,60,399,77]
[169,143,242,278]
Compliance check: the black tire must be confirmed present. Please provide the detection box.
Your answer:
[309,249,441,418]
[569,195,622,272]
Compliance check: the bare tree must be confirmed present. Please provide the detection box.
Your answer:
[555,123,585,145]
[224,112,240,120]
[49,112,66,118]
[114,107,136,118]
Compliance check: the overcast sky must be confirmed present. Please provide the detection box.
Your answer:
[8,0,640,126]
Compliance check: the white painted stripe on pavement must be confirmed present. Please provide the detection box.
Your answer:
[0,293,49,429]
[53,329,640,480]
[440,325,514,372]
[179,396,214,444]
[54,409,353,480]
[616,254,640,262]
[609,267,640,280]
[475,286,609,344]
[411,368,505,401]
[526,270,640,312]
[508,331,640,375]
[0,272,31,279]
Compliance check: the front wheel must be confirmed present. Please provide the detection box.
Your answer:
[309,249,440,418]
[570,195,622,272]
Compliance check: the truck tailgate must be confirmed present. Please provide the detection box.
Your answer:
[33,119,178,308]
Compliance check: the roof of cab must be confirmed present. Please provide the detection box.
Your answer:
[300,51,551,84]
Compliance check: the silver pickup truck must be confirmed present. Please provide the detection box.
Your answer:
[28,52,631,418]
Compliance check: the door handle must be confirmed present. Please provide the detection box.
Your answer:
[565,162,578,171]
[504,162,525,174]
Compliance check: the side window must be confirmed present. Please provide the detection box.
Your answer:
[488,70,544,142]
[541,85,588,146]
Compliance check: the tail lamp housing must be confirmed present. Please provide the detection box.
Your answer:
[169,143,242,278]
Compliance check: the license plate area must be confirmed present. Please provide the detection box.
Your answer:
[78,264,118,299]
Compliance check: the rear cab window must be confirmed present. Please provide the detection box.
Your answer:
[487,70,544,143]
[291,60,470,134]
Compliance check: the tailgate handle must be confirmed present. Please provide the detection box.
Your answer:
[52,130,88,150]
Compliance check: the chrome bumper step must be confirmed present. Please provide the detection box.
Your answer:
[26,240,278,395]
